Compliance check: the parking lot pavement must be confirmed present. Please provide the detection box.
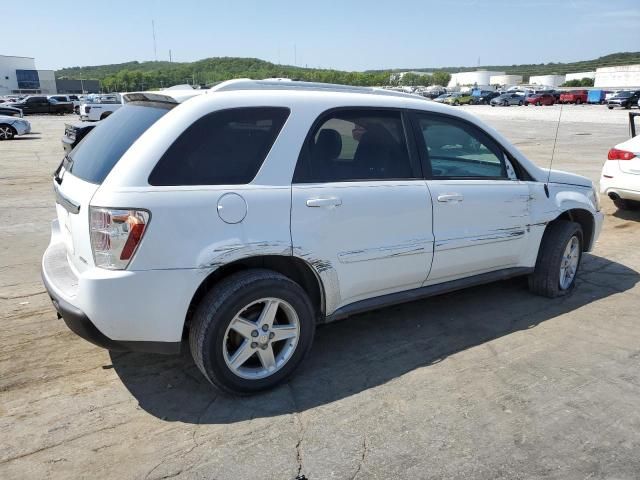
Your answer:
[1,108,639,479]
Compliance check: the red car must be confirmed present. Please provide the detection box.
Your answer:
[559,90,588,104]
[525,93,556,106]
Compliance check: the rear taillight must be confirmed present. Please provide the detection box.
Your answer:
[85,106,91,113]
[90,207,149,269]
[608,148,636,160]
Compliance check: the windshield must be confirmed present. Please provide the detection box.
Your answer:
[67,103,172,184]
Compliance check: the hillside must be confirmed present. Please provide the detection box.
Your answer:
[55,57,393,90]
[55,52,640,91]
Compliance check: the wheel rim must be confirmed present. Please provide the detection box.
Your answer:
[559,236,580,290]
[223,297,300,380]
[0,126,11,139]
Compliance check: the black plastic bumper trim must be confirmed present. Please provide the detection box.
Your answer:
[42,271,181,355]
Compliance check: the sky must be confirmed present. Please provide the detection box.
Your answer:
[6,0,640,71]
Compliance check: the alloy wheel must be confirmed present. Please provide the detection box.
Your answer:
[559,236,580,290]
[222,297,300,380]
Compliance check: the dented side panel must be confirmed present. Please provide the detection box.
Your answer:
[291,180,434,315]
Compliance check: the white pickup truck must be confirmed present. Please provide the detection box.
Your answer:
[78,93,123,121]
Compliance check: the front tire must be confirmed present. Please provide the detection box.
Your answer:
[0,124,16,140]
[189,269,315,395]
[528,220,583,298]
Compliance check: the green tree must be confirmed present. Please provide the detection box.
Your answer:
[431,71,451,87]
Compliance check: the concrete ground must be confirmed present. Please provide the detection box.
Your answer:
[1,105,639,480]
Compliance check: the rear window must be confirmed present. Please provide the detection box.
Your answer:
[148,107,290,186]
[67,103,171,184]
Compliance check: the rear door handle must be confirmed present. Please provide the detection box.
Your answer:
[306,197,342,207]
[437,193,464,203]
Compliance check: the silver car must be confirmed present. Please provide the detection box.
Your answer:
[490,93,525,107]
[0,115,31,140]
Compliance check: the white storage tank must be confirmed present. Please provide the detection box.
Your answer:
[448,70,505,88]
[529,75,566,88]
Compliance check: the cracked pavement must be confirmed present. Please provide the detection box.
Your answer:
[1,106,639,479]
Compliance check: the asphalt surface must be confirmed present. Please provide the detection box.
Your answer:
[1,104,639,479]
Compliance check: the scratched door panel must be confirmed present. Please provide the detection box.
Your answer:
[426,179,532,284]
[291,180,434,314]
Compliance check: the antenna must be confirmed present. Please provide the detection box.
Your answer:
[546,102,564,197]
[152,20,157,61]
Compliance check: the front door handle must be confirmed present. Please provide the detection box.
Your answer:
[437,193,464,203]
[306,197,342,208]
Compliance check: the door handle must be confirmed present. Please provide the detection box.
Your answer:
[437,193,464,203]
[306,197,342,208]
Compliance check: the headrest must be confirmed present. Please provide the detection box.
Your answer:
[314,129,342,160]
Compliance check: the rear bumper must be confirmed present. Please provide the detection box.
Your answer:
[41,220,185,354]
[42,270,180,354]
[600,169,640,201]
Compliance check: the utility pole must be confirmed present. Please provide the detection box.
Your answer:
[294,44,297,66]
[169,49,172,62]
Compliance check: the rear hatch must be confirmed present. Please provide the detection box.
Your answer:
[53,100,176,273]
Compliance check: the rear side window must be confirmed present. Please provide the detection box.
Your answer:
[67,103,172,184]
[149,107,290,186]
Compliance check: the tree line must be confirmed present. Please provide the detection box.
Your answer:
[56,57,452,92]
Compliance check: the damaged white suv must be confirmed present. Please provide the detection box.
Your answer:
[42,80,603,394]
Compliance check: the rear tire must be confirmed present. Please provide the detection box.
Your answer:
[576,99,582,105]
[613,198,640,210]
[528,220,583,298]
[518,100,523,106]
[189,269,315,395]
[100,112,111,120]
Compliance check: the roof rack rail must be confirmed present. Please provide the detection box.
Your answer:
[205,78,423,100]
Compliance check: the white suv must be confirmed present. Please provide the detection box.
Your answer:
[42,80,603,394]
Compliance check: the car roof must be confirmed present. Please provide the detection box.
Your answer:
[206,78,423,100]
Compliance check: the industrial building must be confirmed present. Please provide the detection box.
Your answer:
[529,74,566,88]
[448,70,504,88]
[56,78,101,94]
[0,55,57,95]
[594,65,640,88]
[489,74,523,87]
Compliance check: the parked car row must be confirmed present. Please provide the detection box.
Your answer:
[432,88,640,110]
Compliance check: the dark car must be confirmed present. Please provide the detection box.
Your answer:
[61,121,98,153]
[525,93,556,106]
[0,105,23,117]
[11,95,72,115]
[471,91,500,105]
[607,90,640,110]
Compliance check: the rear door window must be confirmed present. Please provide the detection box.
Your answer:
[293,109,416,183]
[67,103,172,184]
[149,107,290,186]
